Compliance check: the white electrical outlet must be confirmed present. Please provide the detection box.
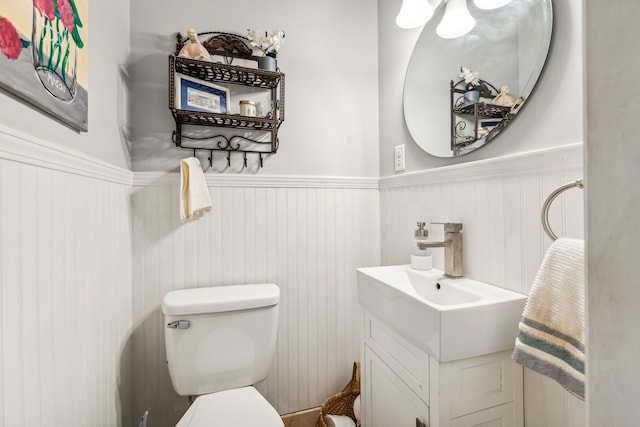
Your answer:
[394,144,406,172]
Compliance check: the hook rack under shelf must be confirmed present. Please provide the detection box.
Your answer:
[172,132,275,172]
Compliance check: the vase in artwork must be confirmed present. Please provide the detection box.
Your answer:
[32,0,84,101]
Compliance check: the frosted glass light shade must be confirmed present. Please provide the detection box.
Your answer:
[473,0,511,9]
[396,0,435,29]
[436,0,476,39]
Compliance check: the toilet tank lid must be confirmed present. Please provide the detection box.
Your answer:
[162,284,280,316]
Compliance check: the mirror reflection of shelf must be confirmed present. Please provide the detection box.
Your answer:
[453,102,510,118]
[450,78,515,155]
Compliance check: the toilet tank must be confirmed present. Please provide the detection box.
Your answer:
[162,284,280,396]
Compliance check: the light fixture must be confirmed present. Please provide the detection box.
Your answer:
[396,0,511,38]
[436,0,476,39]
[473,0,512,10]
[395,0,435,29]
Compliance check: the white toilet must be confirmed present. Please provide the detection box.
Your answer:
[162,283,284,427]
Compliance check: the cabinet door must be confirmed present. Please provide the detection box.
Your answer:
[449,403,515,427]
[364,312,430,404]
[363,345,429,427]
[438,350,523,423]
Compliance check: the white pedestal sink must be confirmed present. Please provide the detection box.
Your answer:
[357,265,527,361]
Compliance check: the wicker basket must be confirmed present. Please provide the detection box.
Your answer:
[316,362,360,427]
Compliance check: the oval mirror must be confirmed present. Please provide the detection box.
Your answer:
[403,0,553,157]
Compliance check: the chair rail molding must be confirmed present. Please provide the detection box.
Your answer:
[380,143,583,189]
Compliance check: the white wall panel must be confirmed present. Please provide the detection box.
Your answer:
[0,156,133,427]
[0,133,585,427]
[586,1,640,423]
[379,145,585,426]
[131,178,380,425]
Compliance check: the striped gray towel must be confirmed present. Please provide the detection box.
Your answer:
[512,238,585,400]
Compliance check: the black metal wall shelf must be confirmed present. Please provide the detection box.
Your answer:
[171,109,280,132]
[168,32,285,171]
[173,56,282,89]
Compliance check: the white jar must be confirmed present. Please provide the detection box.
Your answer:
[239,100,257,117]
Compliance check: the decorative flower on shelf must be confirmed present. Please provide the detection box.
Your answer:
[460,66,480,90]
[247,29,285,58]
[460,66,492,98]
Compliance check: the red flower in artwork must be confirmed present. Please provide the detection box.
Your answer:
[0,17,23,60]
[57,0,76,32]
[33,0,55,20]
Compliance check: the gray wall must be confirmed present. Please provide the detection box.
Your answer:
[585,0,640,424]
[378,0,584,176]
[129,0,379,176]
[0,0,131,169]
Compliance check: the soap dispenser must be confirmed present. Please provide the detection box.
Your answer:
[411,222,432,270]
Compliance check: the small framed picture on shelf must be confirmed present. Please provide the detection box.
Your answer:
[175,74,230,113]
[480,119,502,129]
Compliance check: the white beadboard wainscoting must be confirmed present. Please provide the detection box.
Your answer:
[131,173,381,426]
[1,126,587,427]
[0,128,133,427]
[379,142,586,427]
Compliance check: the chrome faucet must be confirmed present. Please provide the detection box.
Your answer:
[416,223,463,277]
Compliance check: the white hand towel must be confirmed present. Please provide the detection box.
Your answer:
[512,237,585,400]
[180,157,212,221]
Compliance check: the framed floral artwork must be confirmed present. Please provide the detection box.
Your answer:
[0,0,88,131]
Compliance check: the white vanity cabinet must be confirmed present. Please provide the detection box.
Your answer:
[361,311,523,427]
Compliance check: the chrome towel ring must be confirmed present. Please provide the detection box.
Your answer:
[541,179,584,241]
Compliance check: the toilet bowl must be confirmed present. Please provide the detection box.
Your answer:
[162,284,283,427]
[176,387,283,427]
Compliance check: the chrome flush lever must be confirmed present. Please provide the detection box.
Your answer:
[167,320,190,329]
